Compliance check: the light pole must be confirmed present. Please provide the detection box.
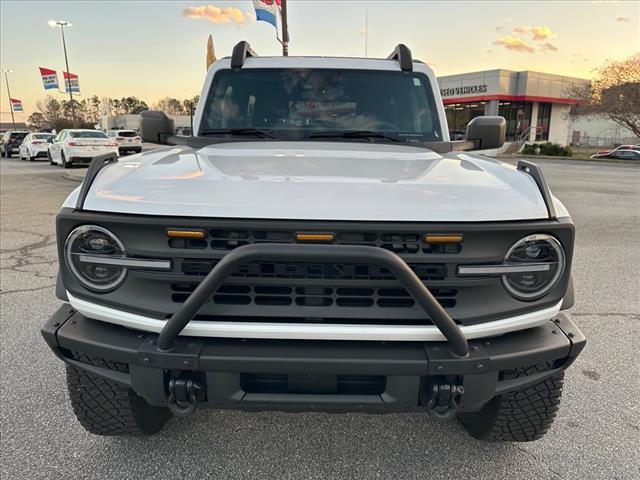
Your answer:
[48,20,75,126]
[1,69,15,130]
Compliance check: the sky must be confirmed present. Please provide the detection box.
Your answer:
[1,0,638,122]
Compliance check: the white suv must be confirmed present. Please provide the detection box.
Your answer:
[106,129,142,155]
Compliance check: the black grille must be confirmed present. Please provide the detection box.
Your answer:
[170,282,457,310]
[240,373,386,395]
[169,228,462,255]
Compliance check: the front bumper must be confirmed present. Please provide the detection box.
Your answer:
[42,305,585,413]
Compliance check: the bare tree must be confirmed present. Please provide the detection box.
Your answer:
[569,53,640,137]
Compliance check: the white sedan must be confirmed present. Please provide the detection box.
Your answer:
[18,133,55,161]
[106,129,143,155]
[48,129,119,168]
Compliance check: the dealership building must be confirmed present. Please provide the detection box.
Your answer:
[437,69,586,145]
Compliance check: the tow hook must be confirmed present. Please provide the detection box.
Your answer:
[426,382,465,421]
[167,374,204,416]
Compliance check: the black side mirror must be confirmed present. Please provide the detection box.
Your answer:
[139,110,175,145]
[465,116,506,150]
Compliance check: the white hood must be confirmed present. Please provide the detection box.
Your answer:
[70,142,550,222]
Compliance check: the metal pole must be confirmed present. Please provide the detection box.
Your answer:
[365,9,368,58]
[59,24,76,127]
[3,70,15,130]
[281,0,289,56]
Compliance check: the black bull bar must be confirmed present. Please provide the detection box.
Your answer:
[156,243,470,357]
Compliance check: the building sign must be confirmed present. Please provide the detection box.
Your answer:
[10,98,24,112]
[39,67,59,90]
[63,71,80,93]
[440,84,488,98]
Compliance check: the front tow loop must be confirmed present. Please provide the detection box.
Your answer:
[167,374,204,415]
[426,382,465,421]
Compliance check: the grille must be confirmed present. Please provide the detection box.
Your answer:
[240,373,386,395]
[171,283,457,309]
[180,259,450,281]
[169,228,462,255]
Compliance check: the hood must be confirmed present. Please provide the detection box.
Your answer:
[72,141,549,222]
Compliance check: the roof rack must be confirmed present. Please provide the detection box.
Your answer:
[387,44,413,71]
[231,41,257,69]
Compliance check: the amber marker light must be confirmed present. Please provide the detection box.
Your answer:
[424,234,463,244]
[295,233,335,242]
[166,230,206,239]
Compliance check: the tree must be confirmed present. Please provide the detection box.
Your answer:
[153,97,185,115]
[27,112,47,130]
[569,53,640,137]
[36,96,63,126]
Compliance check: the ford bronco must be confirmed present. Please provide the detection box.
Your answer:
[42,43,585,441]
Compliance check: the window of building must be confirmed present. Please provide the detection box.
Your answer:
[444,102,486,140]
[535,103,552,141]
[498,101,532,142]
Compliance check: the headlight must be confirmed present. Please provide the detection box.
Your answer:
[502,234,565,300]
[64,225,127,292]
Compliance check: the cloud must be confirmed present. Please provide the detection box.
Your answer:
[492,25,503,32]
[513,25,556,41]
[183,5,249,25]
[616,16,630,22]
[539,42,559,52]
[494,35,535,53]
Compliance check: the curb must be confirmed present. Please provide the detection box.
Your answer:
[63,171,86,183]
[496,154,639,165]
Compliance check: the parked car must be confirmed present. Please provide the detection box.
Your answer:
[591,149,639,160]
[18,133,55,161]
[43,42,585,442]
[106,129,142,154]
[590,144,636,158]
[48,129,118,168]
[0,130,29,158]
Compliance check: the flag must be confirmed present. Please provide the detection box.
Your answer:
[39,67,59,90]
[253,0,279,28]
[63,71,80,93]
[10,98,23,112]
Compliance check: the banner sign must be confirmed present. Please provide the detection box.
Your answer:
[39,67,59,90]
[10,98,23,112]
[63,71,80,93]
[253,0,280,28]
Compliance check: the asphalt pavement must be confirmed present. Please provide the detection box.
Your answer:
[1,155,639,480]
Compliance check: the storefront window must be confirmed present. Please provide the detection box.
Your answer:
[498,101,532,141]
[444,103,485,140]
[535,103,551,141]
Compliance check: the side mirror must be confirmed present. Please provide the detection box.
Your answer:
[139,110,175,145]
[465,116,506,151]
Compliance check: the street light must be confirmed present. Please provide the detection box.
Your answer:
[1,68,15,130]
[48,19,75,126]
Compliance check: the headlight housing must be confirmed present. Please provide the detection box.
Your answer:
[64,225,127,292]
[502,234,565,300]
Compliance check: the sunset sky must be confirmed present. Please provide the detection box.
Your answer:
[1,0,638,122]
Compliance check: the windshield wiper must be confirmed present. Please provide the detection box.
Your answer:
[199,128,280,139]
[308,130,403,142]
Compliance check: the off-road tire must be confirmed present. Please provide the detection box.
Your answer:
[457,363,564,442]
[66,355,171,436]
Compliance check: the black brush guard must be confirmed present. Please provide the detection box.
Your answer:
[156,243,469,357]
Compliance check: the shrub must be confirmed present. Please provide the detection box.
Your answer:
[521,142,573,157]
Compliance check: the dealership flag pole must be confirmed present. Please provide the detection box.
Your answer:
[281,0,289,56]
[2,69,15,130]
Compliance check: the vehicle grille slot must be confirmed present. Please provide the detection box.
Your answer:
[240,373,386,395]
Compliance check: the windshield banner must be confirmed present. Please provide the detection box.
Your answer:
[39,67,59,90]
[10,98,23,112]
[63,71,80,93]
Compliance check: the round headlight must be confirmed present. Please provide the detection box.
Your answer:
[65,225,127,292]
[502,234,565,300]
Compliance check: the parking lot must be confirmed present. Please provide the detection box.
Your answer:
[1,155,638,480]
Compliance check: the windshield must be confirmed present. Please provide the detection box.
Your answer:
[200,68,443,142]
[115,131,137,137]
[11,132,28,140]
[34,134,54,140]
[70,131,108,139]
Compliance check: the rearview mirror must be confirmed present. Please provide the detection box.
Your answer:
[465,116,506,151]
[139,110,175,145]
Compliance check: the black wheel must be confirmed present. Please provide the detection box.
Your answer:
[29,151,35,162]
[457,363,564,442]
[61,152,71,168]
[66,355,171,436]
[48,151,54,165]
